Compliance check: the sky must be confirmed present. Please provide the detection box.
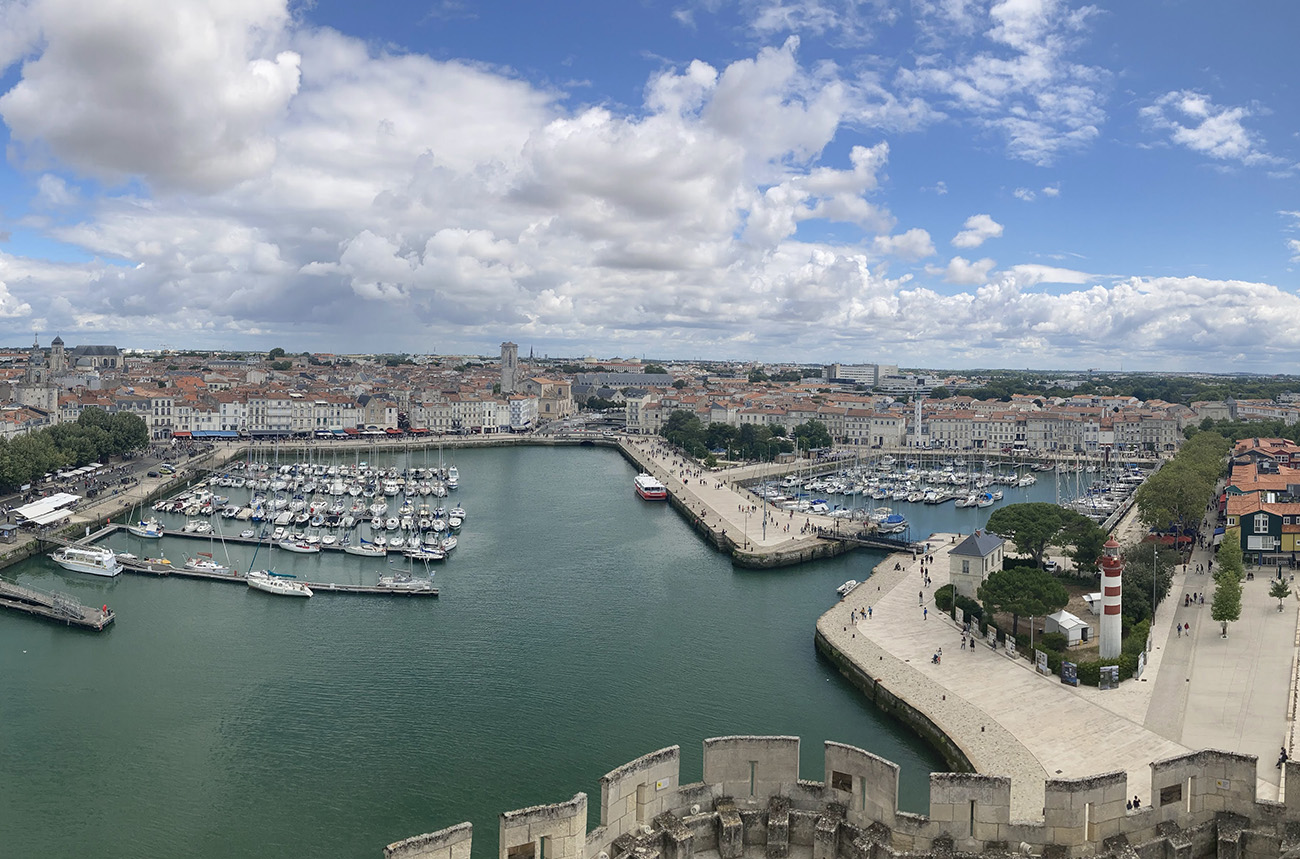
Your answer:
[0,0,1296,371]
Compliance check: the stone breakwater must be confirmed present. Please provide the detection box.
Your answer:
[613,439,859,569]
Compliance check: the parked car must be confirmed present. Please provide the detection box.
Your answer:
[146,470,161,478]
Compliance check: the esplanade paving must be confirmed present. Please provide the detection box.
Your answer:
[816,509,1300,820]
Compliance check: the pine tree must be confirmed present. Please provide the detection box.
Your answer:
[1270,578,1292,612]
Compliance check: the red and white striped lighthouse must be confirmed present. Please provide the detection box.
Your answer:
[1099,537,1123,659]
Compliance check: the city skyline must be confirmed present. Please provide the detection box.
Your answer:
[0,1,1296,370]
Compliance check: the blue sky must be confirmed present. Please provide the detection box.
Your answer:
[0,0,1296,371]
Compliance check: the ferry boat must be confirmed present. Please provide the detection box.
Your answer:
[50,545,123,577]
[246,570,313,597]
[634,473,668,500]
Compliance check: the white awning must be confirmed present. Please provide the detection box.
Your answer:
[28,508,73,526]
[13,493,81,521]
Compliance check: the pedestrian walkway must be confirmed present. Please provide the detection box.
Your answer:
[817,500,1300,820]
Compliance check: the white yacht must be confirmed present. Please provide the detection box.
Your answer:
[277,540,320,554]
[184,555,231,575]
[343,540,386,557]
[51,545,122,577]
[127,518,164,539]
[246,570,313,597]
[376,571,435,592]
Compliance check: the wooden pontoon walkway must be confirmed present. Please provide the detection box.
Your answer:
[0,579,114,630]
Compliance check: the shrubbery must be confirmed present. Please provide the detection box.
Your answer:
[934,584,954,612]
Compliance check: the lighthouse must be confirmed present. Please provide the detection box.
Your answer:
[1099,537,1123,659]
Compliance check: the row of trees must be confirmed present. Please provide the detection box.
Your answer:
[0,409,149,491]
[659,412,831,462]
[1135,431,1228,535]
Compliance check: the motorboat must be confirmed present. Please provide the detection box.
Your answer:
[376,571,435,592]
[184,555,231,575]
[837,580,859,598]
[127,518,164,539]
[634,473,668,500]
[246,570,312,597]
[50,545,122,577]
[277,540,320,554]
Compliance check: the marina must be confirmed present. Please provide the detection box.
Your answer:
[36,527,440,597]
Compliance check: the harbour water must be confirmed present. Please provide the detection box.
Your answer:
[0,445,1075,858]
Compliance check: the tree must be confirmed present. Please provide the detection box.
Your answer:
[929,386,950,400]
[643,363,668,375]
[985,502,1096,567]
[1061,516,1108,575]
[1136,432,1228,534]
[1269,578,1291,612]
[267,347,286,360]
[1211,530,1244,637]
[1119,542,1176,624]
[977,567,1069,636]
[791,419,832,451]
[748,369,769,383]
[672,379,687,389]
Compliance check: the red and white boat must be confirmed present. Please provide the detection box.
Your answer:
[634,473,668,501]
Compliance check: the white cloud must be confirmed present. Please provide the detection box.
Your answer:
[1004,263,1093,287]
[0,2,1294,371]
[951,213,1004,248]
[872,228,935,261]
[1139,90,1279,167]
[1288,239,1300,263]
[1015,182,1060,202]
[0,0,300,192]
[926,255,996,284]
[899,0,1108,165]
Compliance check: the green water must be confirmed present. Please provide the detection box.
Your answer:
[0,446,944,858]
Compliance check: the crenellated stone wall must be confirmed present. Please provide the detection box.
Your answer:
[388,739,1300,859]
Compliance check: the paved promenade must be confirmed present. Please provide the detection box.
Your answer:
[818,504,1300,820]
[620,437,840,552]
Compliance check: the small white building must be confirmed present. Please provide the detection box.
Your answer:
[1045,609,1092,646]
[1082,592,1102,615]
[948,529,1005,600]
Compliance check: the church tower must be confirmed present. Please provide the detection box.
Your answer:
[500,342,518,395]
[50,335,66,375]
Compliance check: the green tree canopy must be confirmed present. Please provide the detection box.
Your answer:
[1211,529,1244,637]
[267,346,286,360]
[1269,578,1291,611]
[928,386,950,400]
[643,363,668,375]
[1136,432,1227,533]
[977,566,1069,636]
[791,419,832,451]
[985,502,1098,567]
[1119,541,1176,624]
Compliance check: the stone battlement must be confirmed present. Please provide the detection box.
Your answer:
[385,737,1300,859]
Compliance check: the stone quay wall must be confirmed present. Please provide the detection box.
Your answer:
[387,737,1300,859]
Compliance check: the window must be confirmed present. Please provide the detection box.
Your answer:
[961,559,970,575]
[1256,513,1270,534]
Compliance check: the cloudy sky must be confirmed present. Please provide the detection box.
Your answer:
[0,0,1296,370]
